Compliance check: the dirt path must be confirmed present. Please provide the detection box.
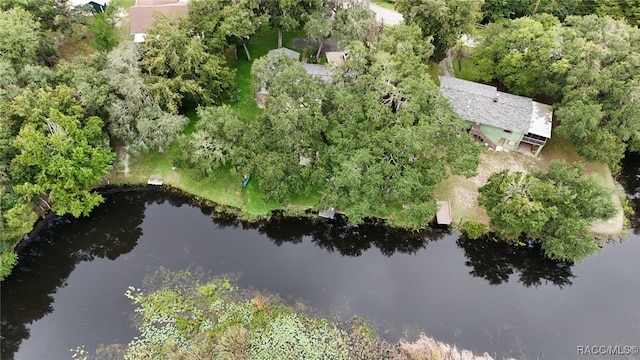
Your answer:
[438,48,455,77]
[436,151,535,225]
[369,3,404,26]
[118,149,130,178]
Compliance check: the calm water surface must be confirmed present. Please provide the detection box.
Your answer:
[2,155,639,360]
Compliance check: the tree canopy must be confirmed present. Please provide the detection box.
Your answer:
[0,8,41,69]
[10,108,115,217]
[478,161,617,262]
[142,15,236,111]
[474,15,640,170]
[395,0,483,61]
[237,24,480,227]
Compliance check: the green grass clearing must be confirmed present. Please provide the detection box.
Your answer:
[453,57,482,82]
[428,61,440,85]
[57,24,96,61]
[109,27,315,218]
[370,0,396,10]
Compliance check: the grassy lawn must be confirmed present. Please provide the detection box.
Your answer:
[453,57,482,82]
[110,27,318,218]
[110,24,622,232]
[427,61,440,85]
[57,24,96,61]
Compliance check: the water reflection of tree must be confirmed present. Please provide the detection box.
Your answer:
[457,236,575,288]
[252,213,449,257]
[0,191,151,360]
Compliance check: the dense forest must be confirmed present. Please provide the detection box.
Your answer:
[1,0,638,279]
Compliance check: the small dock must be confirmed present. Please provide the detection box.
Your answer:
[436,200,452,225]
[147,175,163,186]
[319,207,336,219]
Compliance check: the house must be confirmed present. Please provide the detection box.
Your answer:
[303,63,332,82]
[325,51,347,67]
[129,0,188,43]
[69,0,108,13]
[267,48,300,61]
[439,76,552,157]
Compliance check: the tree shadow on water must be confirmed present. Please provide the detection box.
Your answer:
[457,235,575,288]
[0,191,154,360]
[248,212,450,257]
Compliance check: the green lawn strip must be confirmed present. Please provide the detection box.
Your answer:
[537,135,613,186]
[114,27,325,218]
[453,57,482,82]
[370,0,396,10]
[109,0,135,9]
[428,61,440,85]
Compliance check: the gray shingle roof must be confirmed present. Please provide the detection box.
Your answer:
[267,48,300,61]
[439,76,533,133]
[303,64,331,82]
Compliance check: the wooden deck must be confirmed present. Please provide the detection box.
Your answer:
[470,124,497,149]
[436,200,452,225]
[147,175,163,186]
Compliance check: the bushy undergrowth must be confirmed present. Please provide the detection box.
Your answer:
[72,269,514,360]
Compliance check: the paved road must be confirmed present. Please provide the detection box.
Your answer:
[369,3,403,26]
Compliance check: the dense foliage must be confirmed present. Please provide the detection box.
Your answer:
[395,0,483,61]
[72,269,495,360]
[3,0,633,281]
[480,0,640,25]
[228,23,479,227]
[478,161,617,262]
[474,15,640,171]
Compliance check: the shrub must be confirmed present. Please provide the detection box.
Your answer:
[461,221,489,240]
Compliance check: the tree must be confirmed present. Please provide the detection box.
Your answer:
[0,8,41,69]
[318,25,478,227]
[174,105,245,177]
[0,250,18,281]
[241,24,479,227]
[304,8,332,60]
[56,54,111,117]
[142,15,235,109]
[187,0,267,55]
[478,161,617,262]
[247,54,329,203]
[594,0,640,25]
[10,109,115,217]
[5,85,84,137]
[101,41,188,155]
[332,4,381,47]
[474,15,640,170]
[395,0,483,61]
[1,0,75,33]
[88,12,118,52]
[474,16,562,96]
[260,0,321,48]
[480,0,588,23]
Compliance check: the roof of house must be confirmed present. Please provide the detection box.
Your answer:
[129,0,187,34]
[267,48,300,61]
[325,51,346,67]
[439,76,551,137]
[529,102,553,138]
[70,0,108,6]
[303,64,331,82]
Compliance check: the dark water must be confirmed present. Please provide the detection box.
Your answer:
[2,155,639,360]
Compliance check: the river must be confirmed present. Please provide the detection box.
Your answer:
[1,155,639,360]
